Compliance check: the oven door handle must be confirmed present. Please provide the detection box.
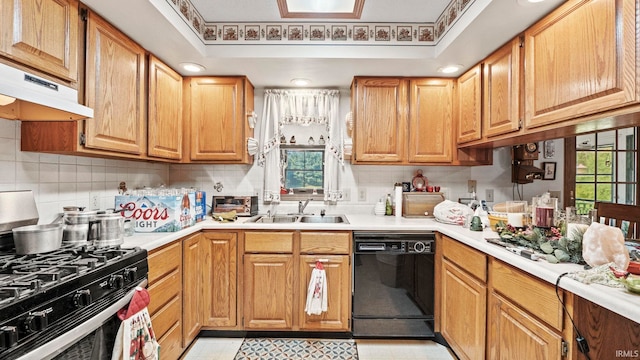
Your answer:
[17,279,148,360]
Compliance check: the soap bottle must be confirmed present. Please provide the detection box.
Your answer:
[385,194,393,216]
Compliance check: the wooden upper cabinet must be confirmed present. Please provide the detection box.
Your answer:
[148,55,183,160]
[483,37,522,137]
[85,11,146,154]
[524,0,638,128]
[456,65,482,144]
[186,77,254,163]
[409,79,454,163]
[0,0,79,83]
[352,77,408,164]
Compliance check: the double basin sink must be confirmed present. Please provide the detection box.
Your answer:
[247,214,349,224]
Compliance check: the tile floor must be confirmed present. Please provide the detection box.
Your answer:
[182,337,456,360]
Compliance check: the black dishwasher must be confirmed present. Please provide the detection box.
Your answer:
[352,231,435,338]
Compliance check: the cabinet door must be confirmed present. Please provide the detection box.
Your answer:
[483,37,521,137]
[188,77,246,161]
[148,241,183,360]
[243,254,293,329]
[0,0,78,83]
[409,79,453,163]
[299,255,350,331]
[182,233,203,346]
[85,11,146,154]
[441,259,486,360]
[456,65,482,144]
[148,55,183,160]
[352,77,407,163]
[202,232,237,328]
[524,0,638,128]
[487,292,563,360]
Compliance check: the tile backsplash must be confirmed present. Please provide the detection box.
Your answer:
[2,115,564,224]
[0,119,169,223]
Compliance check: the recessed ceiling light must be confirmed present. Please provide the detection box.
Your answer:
[437,65,463,74]
[0,94,16,106]
[291,78,311,86]
[179,62,206,73]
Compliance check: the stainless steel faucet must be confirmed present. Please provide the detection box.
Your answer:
[298,198,312,214]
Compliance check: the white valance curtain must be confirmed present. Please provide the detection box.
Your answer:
[258,89,343,203]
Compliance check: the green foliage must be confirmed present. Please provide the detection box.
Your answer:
[497,222,585,264]
[284,150,324,189]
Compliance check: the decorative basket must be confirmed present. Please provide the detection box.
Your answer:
[488,212,527,230]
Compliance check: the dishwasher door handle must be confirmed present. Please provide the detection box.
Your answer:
[357,243,387,251]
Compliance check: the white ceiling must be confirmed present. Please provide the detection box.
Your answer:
[80,0,564,89]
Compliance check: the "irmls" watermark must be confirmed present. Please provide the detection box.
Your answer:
[616,350,640,358]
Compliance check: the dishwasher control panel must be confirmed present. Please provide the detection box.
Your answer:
[354,232,435,254]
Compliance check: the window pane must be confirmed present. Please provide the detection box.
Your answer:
[618,151,636,182]
[618,183,635,205]
[576,134,595,150]
[575,183,594,201]
[596,151,613,175]
[596,183,614,202]
[576,151,594,174]
[575,200,594,215]
[619,128,636,150]
[287,151,306,170]
[285,170,305,188]
[304,171,323,188]
[304,151,323,170]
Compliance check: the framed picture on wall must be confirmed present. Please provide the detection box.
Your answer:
[542,162,556,180]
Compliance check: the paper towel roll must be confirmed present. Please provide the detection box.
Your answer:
[395,186,403,218]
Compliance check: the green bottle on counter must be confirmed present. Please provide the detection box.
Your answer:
[385,194,392,215]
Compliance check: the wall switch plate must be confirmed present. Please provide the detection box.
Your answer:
[90,193,100,210]
[486,189,494,202]
[358,189,367,202]
[468,180,477,193]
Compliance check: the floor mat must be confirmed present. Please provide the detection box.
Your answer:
[234,338,358,360]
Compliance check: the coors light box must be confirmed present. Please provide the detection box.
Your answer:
[115,190,206,232]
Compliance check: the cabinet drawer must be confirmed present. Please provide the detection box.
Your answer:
[148,241,182,284]
[442,236,487,282]
[245,232,293,253]
[300,232,351,254]
[490,259,563,330]
[156,320,183,360]
[147,266,181,314]
[150,293,182,340]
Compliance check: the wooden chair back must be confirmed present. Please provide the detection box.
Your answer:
[594,202,640,239]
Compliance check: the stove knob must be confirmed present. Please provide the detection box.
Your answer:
[109,274,124,289]
[124,268,137,283]
[24,311,48,333]
[0,326,18,349]
[73,289,92,308]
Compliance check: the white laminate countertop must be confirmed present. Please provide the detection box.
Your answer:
[121,213,640,325]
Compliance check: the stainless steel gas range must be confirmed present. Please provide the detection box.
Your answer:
[0,191,148,360]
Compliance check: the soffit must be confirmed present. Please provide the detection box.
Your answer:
[80,0,564,88]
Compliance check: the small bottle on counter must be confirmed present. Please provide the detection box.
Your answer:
[385,194,393,216]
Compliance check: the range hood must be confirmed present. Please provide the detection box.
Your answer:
[0,62,93,121]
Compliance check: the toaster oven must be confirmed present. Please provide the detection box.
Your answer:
[212,196,258,216]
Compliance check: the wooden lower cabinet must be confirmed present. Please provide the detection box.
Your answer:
[147,241,184,360]
[441,259,486,360]
[572,295,640,360]
[299,255,350,331]
[487,292,563,359]
[202,232,237,328]
[243,253,294,329]
[182,233,204,346]
[242,231,351,332]
[438,235,487,360]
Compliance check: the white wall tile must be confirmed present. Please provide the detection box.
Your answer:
[16,162,39,183]
[0,160,16,184]
[39,163,59,183]
[0,139,16,161]
[59,164,77,183]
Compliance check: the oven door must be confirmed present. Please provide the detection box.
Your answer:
[16,280,148,360]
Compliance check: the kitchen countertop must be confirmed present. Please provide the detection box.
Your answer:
[121,213,640,324]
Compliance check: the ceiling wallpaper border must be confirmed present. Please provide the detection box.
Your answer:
[165,0,474,46]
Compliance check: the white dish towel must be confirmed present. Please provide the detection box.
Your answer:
[305,261,328,316]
